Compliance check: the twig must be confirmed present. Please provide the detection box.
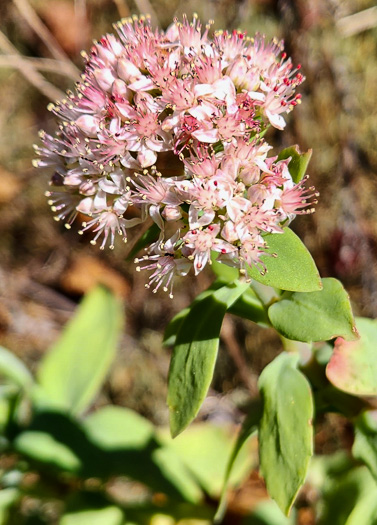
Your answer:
[0,31,65,100]
[337,7,377,37]
[12,0,79,78]
[74,0,89,53]
[0,55,79,80]
[112,0,131,19]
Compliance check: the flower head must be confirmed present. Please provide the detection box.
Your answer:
[34,14,315,296]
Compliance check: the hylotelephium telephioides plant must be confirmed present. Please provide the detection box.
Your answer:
[30,14,377,523]
[33,14,318,297]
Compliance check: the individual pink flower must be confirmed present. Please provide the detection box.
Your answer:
[183,224,236,275]
[134,232,191,297]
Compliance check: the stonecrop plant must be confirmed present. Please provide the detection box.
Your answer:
[18,12,377,525]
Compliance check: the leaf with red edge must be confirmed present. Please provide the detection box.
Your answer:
[326,317,377,396]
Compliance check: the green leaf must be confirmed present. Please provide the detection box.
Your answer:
[151,446,203,504]
[312,462,377,525]
[160,422,254,498]
[326,317,377,396]
[268,278,358,343]
[82,406,154,450]
[246,228,322,292]
[258,353,314,515]
[277,145,312,184]
[0,488,19,525]
[37,286,123,415]
[353,411,377,482]
[0,346,33,390]
[168,281,249,437]
[61,493,124,525]
[215,400,262,523]
[13,430,82,473]
[15,409,199,501]
[61,507,124,525]
[83,407,204,503]
[345,483,377,525]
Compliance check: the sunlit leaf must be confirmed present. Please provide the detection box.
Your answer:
[345,484,377,525]
[268,278,358,342]
[83,406,154,450]
[258,353,314,515]
[160,422,254,498]
[61,507,124,525]
[0,346,33,390]
[312,461,377,525]
[277,145,312,183]
[246,228,322,292]
[0,488,19,525]
[14,430,82,473]
[168,281,249,437]
[326,317,377,395]
[61,493,124,525]
[83,406,203,503]
[152,447,203,504]
[37,286,123,415]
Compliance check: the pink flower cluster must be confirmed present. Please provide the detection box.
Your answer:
[34,15,317,297]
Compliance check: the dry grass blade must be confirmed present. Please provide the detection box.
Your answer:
[0,55,79,80]
[112,0,131,19]
[0,31,65,101]
[337,6,377,37]
[12,0,79,78]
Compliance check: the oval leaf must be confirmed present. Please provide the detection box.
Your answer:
[258,352,314,515]
[14,430,82,473]
[0,346,34,390]
[327,317,377,395]
[83,406,154,450]
[268,278,358,343]
[61,507,124,525]
[37,286,123,415]
[277,145,312,183]
[168,281,249,437]
[246,228,322,292]
[161,422,254,499]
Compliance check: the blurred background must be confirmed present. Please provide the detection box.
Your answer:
[0,0,376,519]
